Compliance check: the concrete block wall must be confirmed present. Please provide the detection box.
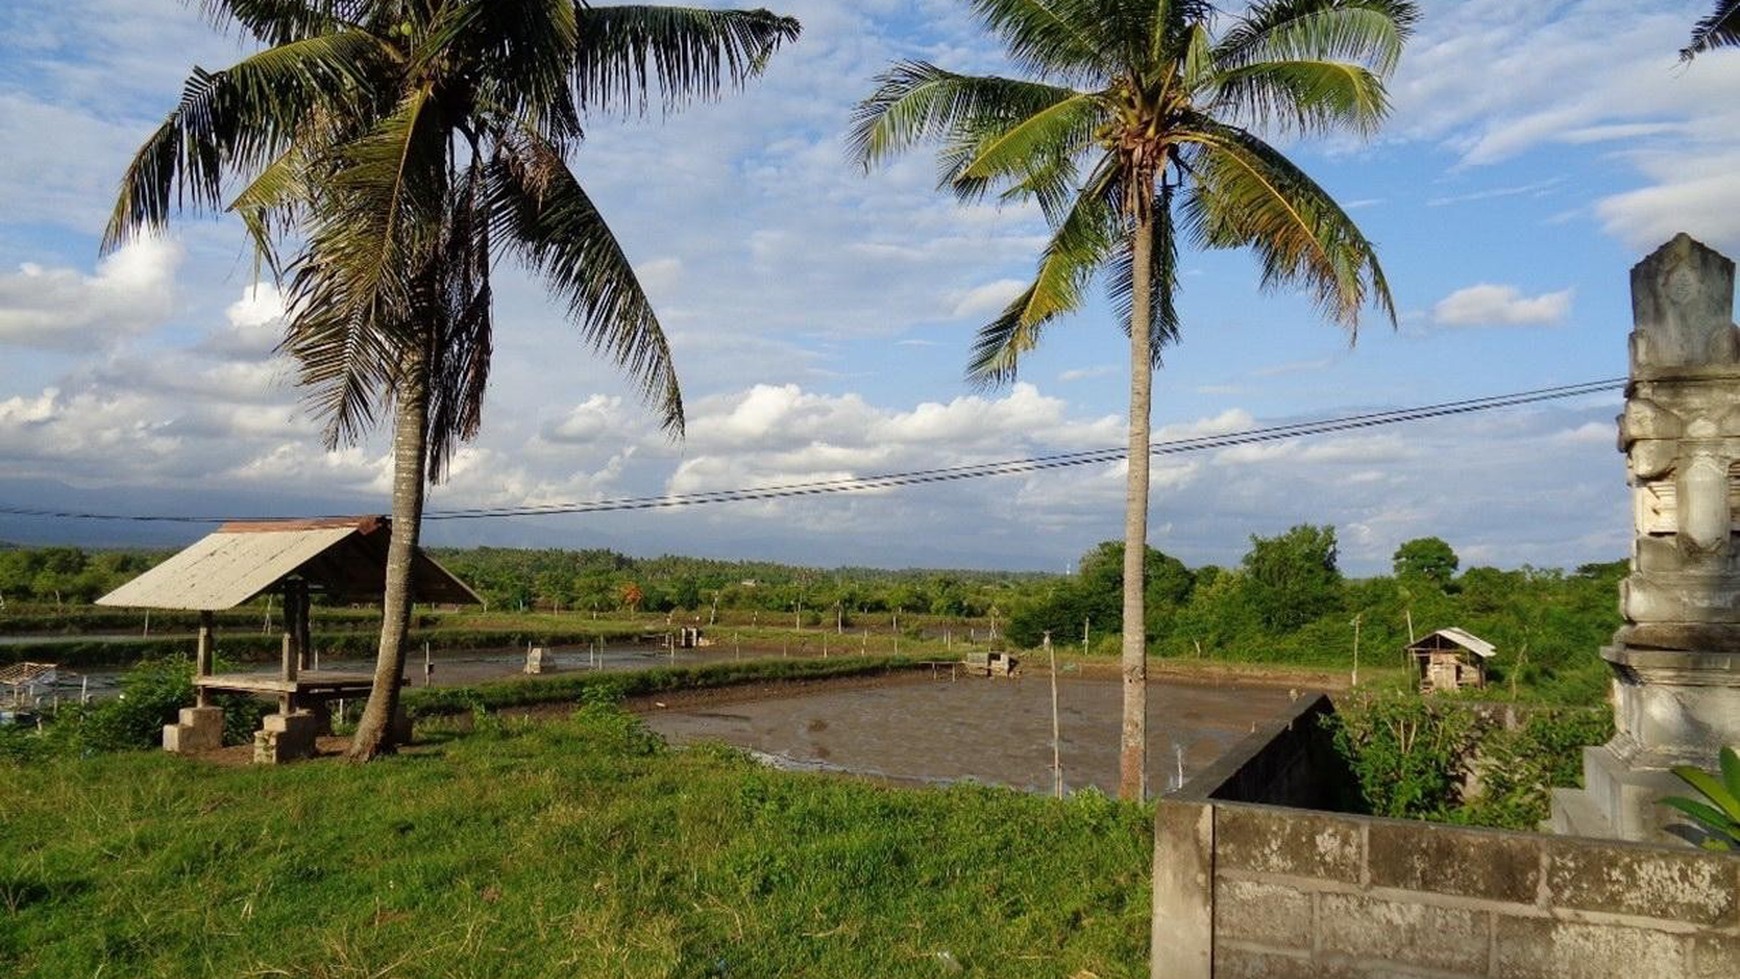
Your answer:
[1152,692,1740,978]
[1202,801,1738,977]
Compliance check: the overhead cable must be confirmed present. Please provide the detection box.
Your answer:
[0,377,1624,525]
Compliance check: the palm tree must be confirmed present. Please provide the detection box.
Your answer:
[104,0,799,758]
[852,0,1412,799]
[1683,1,1740,59]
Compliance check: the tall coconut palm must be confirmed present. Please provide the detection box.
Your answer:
[852,0,1413,799]
[104,0,799,758]
[1683,0,1740,59]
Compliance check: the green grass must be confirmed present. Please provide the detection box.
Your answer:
[0,707,1151,977]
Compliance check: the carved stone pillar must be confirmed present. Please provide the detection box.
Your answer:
[1552,234,1740,843]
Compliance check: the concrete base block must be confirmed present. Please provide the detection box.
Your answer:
[524,646,557,674]
[162,705,224,753]
[253,710,320,764]
[1550,744,1691,844]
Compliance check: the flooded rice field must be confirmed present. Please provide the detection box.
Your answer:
[639,670,1299,796]
[24,642,728,703]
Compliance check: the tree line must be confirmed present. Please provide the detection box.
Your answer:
[1005,527,1624,704]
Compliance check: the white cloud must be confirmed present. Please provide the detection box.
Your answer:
[1595,149,1740,252]
[0,238,180,350]
[1432,284,1573,326]
[1060,365,1118,382]
[947,278,1026,318]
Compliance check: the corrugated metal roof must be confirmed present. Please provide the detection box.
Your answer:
[96,516,480,610]
[1415,626,1497,659]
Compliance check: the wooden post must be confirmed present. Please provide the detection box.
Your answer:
[195,610,214,708]
[1351,613,1361,687]
[1046,631,1062,799]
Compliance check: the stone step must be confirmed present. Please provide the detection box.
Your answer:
[1548,787,1614,839]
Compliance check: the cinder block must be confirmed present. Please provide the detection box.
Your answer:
[1212,947,1363,979]
[254,711,319,764]
[1213,879,1312,949]
[1214,805,1361,883]
[1367,820,1541,904]
[1493,916,1689,979]
[162,705,223,753]
[1547,836,1737,926]
[1317,893,1489,974]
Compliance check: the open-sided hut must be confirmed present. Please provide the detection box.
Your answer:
[1407,627,1495,694]
[97,516,478,759]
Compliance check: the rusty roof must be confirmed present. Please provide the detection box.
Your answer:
[96,516,480,610]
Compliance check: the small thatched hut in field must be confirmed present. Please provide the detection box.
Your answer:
[1407,627,1495,694]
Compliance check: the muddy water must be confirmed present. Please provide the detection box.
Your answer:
[640,672,1299,796]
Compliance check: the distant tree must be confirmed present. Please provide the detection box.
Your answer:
[620,583,644,616]
[1683,1,1739,59]
[1393,537,1459,588]
[1243,525,1343,632]
[670,576,703,612]
[1007,541,1194,648]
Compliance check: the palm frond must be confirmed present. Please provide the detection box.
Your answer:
[196,0,367,45]
[849,62,1080,173]
[955,90,1104,188]
[1179,117,1395,331]
[967,156,1121,386]
[1109,181,1181,366]
[103,30,387,251]
[1211,58,1390,137]
[490,128,683,435]
[1683,0,1740,60]
[968,0,1119,82]
[1217,0,1417,77]
[574,5,800,116]
[424,156,495,479]
[439,0,585,149]
[281,88,449,446]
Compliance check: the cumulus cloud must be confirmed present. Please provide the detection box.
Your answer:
[0,238,180,350]
[947,278,1026,318]
[1432,284,1573,326]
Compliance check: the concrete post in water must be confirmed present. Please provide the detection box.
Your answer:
[1552,233,1740,842]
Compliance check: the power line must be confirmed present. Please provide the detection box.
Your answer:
[0,377,1624,526]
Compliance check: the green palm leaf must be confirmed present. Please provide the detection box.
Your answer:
[1683,0,1740,60]
[1665,747,1740,850]
[574,5,800,115]
[490,128,683,435]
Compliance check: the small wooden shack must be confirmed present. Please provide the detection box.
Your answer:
[1407,627,1495,694]
[96,516,479,760]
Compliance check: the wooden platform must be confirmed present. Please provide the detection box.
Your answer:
[196,671,389,699]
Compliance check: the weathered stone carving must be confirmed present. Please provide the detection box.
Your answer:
[1555,234,1740,842]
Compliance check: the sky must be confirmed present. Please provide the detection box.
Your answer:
[1,0,1737,576]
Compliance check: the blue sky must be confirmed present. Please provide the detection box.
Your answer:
[1,1,1736,575]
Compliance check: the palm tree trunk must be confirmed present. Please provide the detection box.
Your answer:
[1119,208,1155,801]
[348,342,431,761]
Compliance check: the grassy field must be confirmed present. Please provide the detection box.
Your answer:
[0,705,1152,977]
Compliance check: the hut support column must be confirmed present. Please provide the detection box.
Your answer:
[195,610,214,708]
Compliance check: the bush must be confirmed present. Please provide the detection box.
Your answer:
[57,656,269,754]
[1324,693,1612,829]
